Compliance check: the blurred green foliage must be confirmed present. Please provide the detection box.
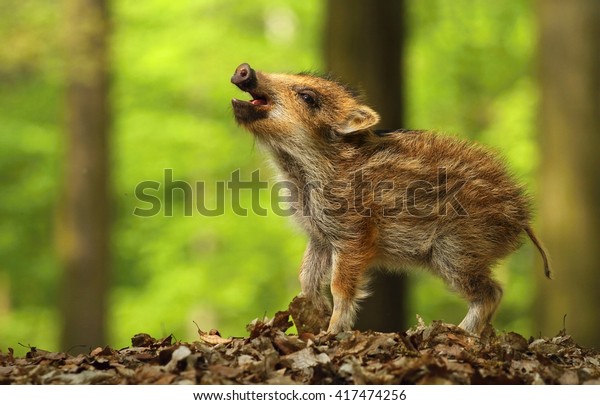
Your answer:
[0,0,539,355]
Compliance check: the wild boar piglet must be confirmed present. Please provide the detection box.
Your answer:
[230,63,550,334]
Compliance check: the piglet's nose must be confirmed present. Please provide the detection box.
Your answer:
[231,63,257,91]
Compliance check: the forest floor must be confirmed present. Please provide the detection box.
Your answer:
[2,305,600,385]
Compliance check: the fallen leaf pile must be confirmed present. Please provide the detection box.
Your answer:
[1,310,599,384]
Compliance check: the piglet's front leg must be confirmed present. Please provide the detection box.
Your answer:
[291,239,332,334]
[327,247,373,334]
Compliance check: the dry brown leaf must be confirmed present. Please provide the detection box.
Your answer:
[289,295,329,335]
[199,334,233,345]
[208,364,243,379]
[131,333,155,347]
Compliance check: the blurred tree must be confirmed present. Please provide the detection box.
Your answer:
[325,0,407,331]
[537,0,600,347]
[58,0,111,352]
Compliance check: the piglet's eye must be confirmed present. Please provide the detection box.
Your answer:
[298,92,317,107]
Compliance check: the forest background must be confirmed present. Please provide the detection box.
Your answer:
[1,0,598,356]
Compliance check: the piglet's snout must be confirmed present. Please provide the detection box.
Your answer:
[231,63,257,91]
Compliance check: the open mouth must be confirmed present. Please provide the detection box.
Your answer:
[231,90,270,123]
[249,91,268,106]
[233,91,269,107]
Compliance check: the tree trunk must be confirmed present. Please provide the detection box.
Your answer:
[324,0,407,332]
[58,0,111,352]
[537,0,600,347]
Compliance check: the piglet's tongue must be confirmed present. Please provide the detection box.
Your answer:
[251,98,267,106]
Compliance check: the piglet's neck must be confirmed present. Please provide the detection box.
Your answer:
[269,143,337,187]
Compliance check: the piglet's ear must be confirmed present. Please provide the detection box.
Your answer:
[335,105,380,134]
